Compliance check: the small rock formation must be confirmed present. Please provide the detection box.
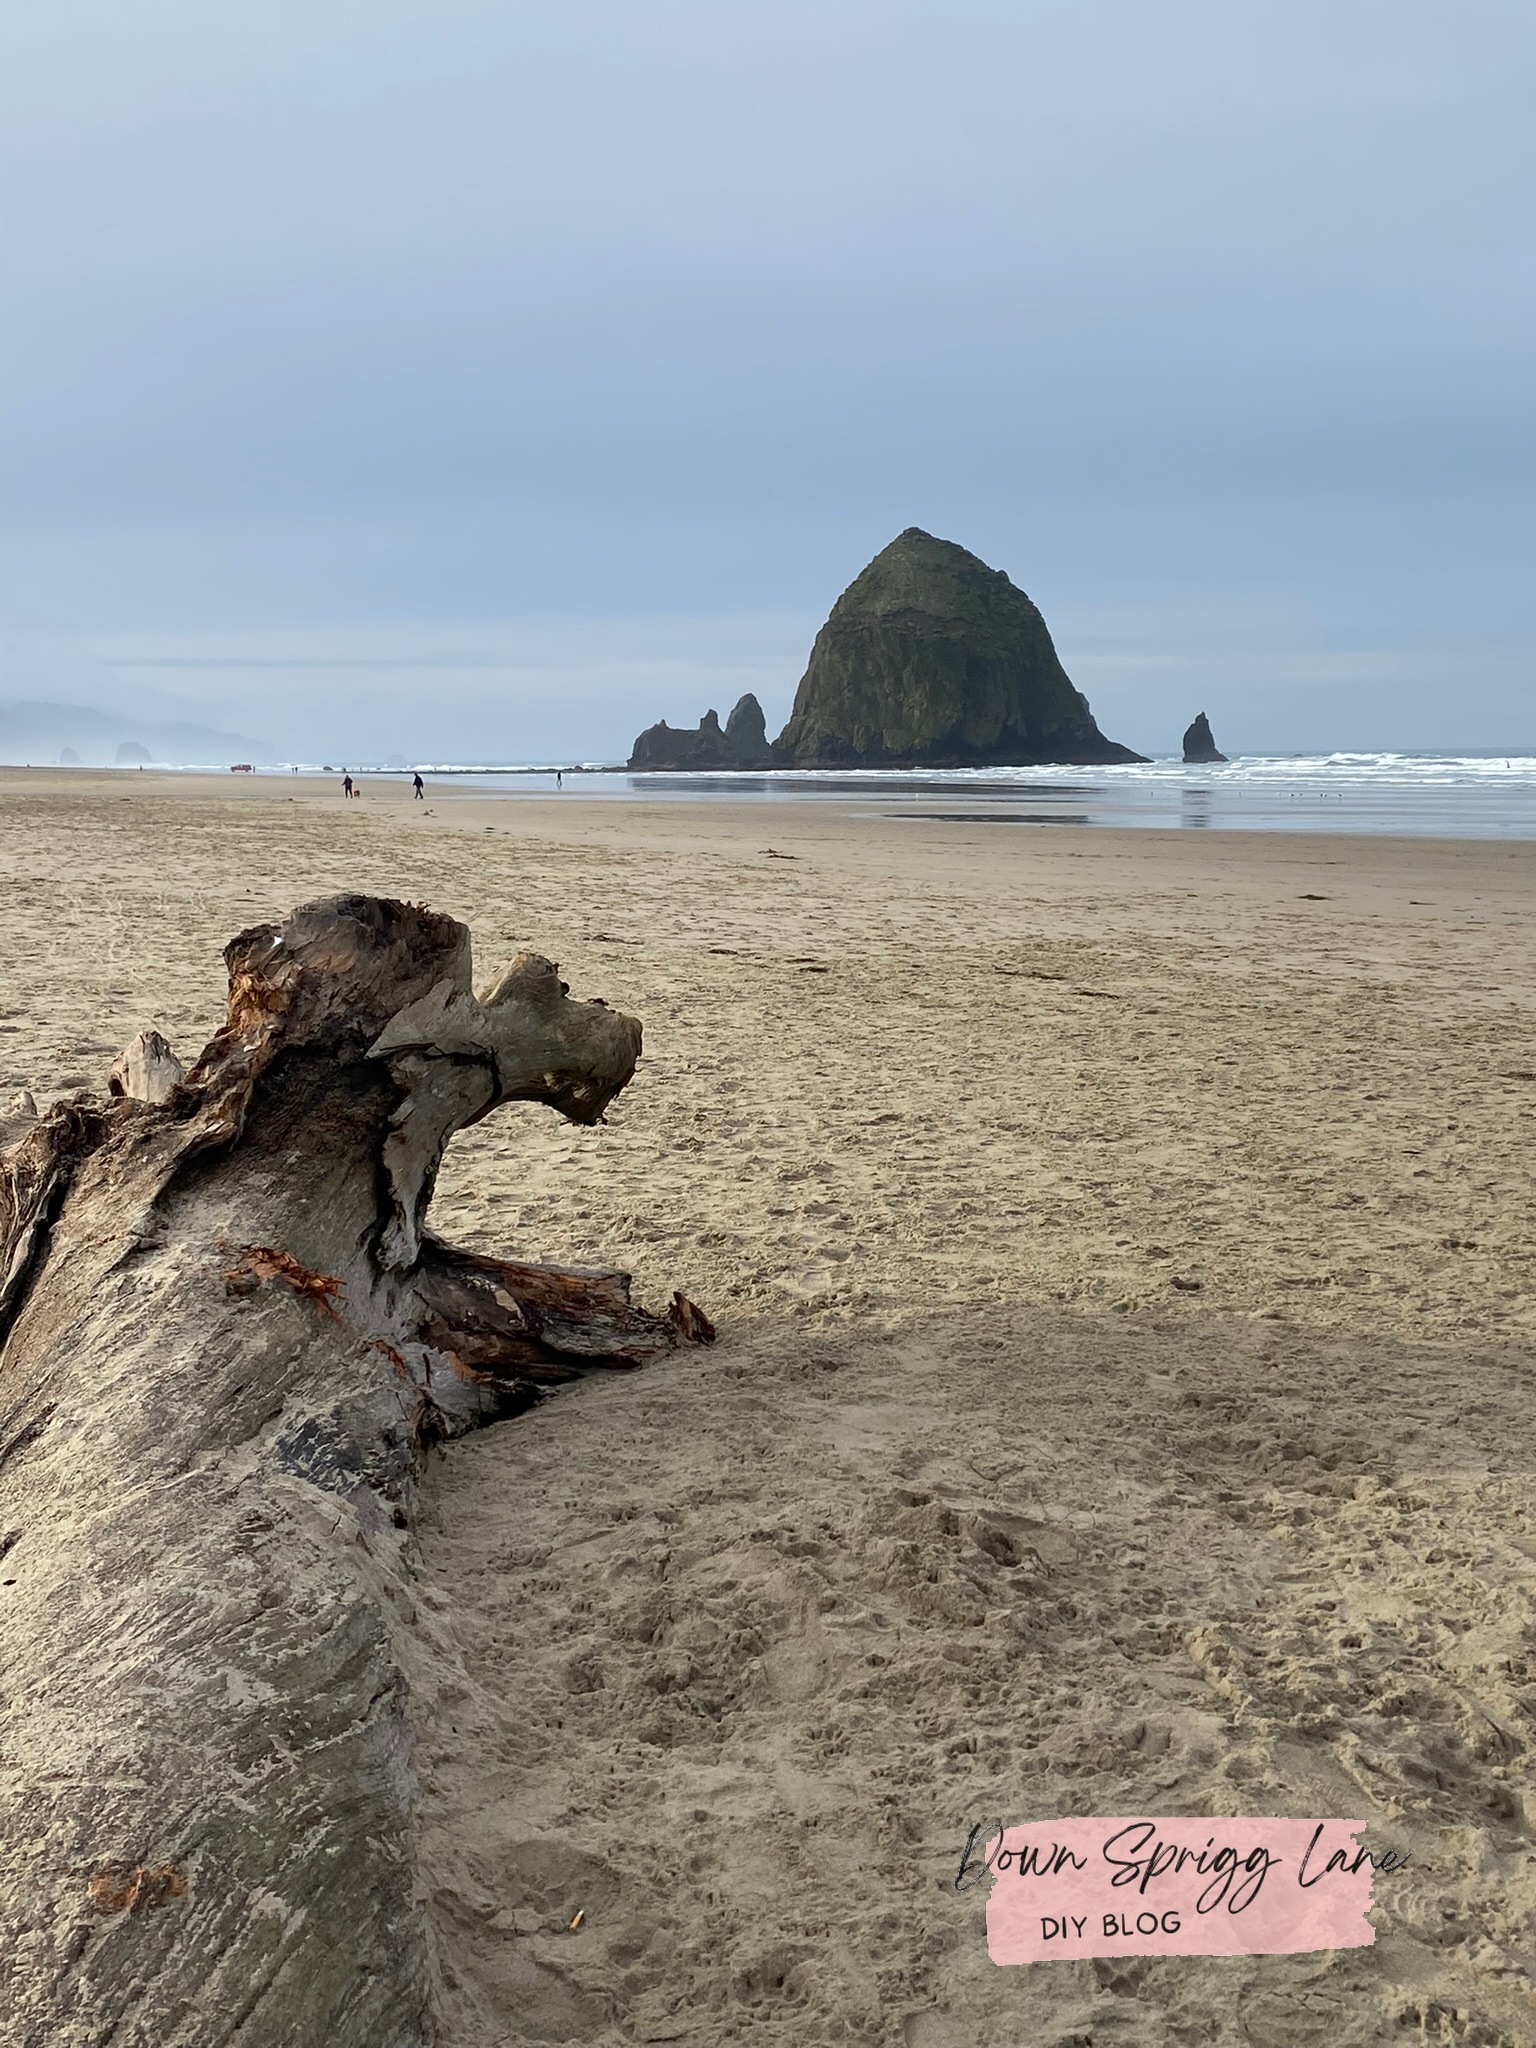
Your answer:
[1182,712,1227,763]
[773,529,1145,768]
[628,692,775,770]
[59,747,80,765]
[723,691,772,762]
[114,740,152,764]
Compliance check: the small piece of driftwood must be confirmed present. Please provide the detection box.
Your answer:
[0,894,712,2047]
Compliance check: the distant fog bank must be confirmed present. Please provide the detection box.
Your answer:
[0,700,272,768]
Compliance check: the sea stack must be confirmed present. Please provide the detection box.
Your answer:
[772,528,1144,769]
[1182,712,1227,763]
[628,692,775,770]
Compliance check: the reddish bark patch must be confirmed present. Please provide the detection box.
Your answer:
[221,1244,344,1317]
[88,1863,187,1914]
[668,1292,716,1344]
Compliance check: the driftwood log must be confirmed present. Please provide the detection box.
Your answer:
[0,894,712,2047]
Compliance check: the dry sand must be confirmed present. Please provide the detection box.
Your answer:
[2,769,1534,2046]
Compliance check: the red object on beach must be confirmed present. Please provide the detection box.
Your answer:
[230,763,253,773]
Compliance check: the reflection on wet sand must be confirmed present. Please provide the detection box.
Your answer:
[431,758,1536,838]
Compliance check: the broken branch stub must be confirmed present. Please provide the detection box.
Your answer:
[107,1028,186,1105]
[370,949,642,1271]
[0,893,712,2048]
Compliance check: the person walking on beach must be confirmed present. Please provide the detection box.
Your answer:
[556,770,563,788]
[342,774,353,799]
[412,773,424,799]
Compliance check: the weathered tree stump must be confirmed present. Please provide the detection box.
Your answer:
[0,895,712,2047]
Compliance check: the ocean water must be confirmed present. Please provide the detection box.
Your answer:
[398,752,1536,839]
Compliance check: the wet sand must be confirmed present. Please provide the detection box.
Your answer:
[1,770,1533,2045]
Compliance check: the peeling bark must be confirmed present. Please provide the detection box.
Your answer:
[0,894,712,2048]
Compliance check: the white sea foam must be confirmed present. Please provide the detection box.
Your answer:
[449,752,1536,837]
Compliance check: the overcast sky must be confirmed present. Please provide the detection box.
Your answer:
[2,0,1532,761]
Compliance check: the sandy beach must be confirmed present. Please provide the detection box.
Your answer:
[2,768,1533,2046]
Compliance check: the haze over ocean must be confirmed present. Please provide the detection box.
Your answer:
[2,1,1533,768]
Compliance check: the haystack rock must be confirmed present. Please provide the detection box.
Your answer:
[628,692,775,770]
[1182,712,1227,763]
[772,528,1145,769]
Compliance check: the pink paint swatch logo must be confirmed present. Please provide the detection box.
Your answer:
[960,1817,1407,1963]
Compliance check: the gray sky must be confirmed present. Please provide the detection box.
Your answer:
[3,0,1532,761]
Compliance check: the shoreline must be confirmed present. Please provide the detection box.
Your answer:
[7,761,1535,842]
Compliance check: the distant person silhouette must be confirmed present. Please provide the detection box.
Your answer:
[556,770,563,787]
[342,774,353,799]
[412,773,424,799]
